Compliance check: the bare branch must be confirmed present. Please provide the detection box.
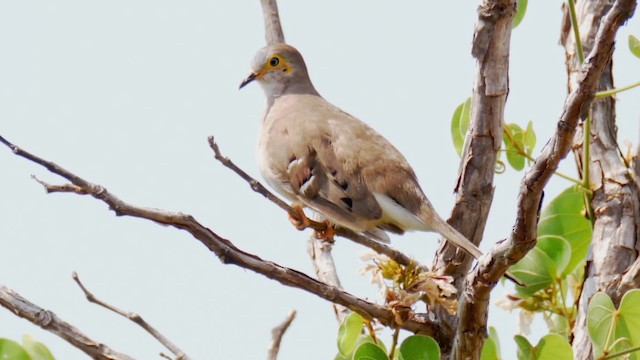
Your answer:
[0,134,445,339]
[0,284,134,360]
[32,175,87,194]
[429,0,516,356]
[71,272,190,360]
[267,310,296,360]
[208,136,423,271]
[453,0,637,358]
[307,236,349,322]
[260,0,285,45]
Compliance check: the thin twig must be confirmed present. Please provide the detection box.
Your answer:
[207,136,424,271]
[267,310,297,360]
[71,272,190,360]
[0,134,444,339]
[0,284,134,360]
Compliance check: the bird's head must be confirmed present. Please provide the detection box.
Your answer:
[239,44,317,97]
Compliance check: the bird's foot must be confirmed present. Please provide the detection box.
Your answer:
[313,220,335,242]
[288,204,311,230]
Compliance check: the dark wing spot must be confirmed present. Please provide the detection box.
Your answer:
[389,195,402,205]
[340,197,353,210]
[328,168,337,177]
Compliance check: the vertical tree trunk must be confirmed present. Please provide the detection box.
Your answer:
[561,1,640,358]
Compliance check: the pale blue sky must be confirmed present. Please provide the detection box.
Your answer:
[1,2,638,359]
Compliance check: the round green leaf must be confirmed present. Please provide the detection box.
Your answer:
[353,342,388,360]
[481,337,499,360]
[536,236,571,277]
[514,335,533,360]
[619,289,640,348]
[538,186,592,276]
[22,335,55,360]
[488,326,501,356]
[337,312,365,355]
[512,0,528,28]
[451,97,472,157]
[587,292,616,358]
[510,246,555,295]
[398,335,440,360]
[535,334,573,360]
[629,34,640,59]
[0,338,31,360]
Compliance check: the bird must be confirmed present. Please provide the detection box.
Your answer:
[239,43,483,260]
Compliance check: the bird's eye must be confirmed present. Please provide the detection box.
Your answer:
[269,57,280,67]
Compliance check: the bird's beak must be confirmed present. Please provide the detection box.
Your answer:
[239,72,258,90]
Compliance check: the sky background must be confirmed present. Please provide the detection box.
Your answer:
[1,1,638,359]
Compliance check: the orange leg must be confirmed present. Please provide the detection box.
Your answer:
[288,204,335,241]
[288,203,311,230]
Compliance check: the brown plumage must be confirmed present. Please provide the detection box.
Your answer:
[240,43,483,259]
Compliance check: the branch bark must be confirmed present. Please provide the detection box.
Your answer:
[266,310,296,360]
[0,285,134,360]
[260,0,285,45]
[72,272,191,360]
[439,0,516,357]
[307,236,349,322]
[560,0,640,358]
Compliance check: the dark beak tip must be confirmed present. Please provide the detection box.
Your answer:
[239,73,257,90]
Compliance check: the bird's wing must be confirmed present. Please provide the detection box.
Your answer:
[285,135,384,232]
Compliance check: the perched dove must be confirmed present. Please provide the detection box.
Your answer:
[240,43,483,259]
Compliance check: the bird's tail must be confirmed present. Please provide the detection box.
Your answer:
[429,216,483,259]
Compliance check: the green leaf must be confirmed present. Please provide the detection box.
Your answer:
[0,339,32,360]
[538,186,592,276]
[514,335,533,360]
[524,120,536,156]
[451,97,472,157]
[588,292,617,359]
[481,337,499,360]
[629,35,640,59]
[337,312,364,355]
[514,334,573,360]
[503,123,526,170]
[536,236,572,278]
[588,290,640,360]
[510,245,555,296]
[534,334,573,360]
[619,290,640,350]
[512,0,528,28]
[353,342,388,360]
[398,335,440,360]
[489,326,501,356]
[22,335,55,360]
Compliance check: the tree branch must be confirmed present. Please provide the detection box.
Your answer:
[0,284,134,360]
[432,0,516,356]
[71,272,190,360]
[0,134,445,340]
[266,310,296,360]
[307,236,349,322]
[260,0,285,45]
[452,0,637,358]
